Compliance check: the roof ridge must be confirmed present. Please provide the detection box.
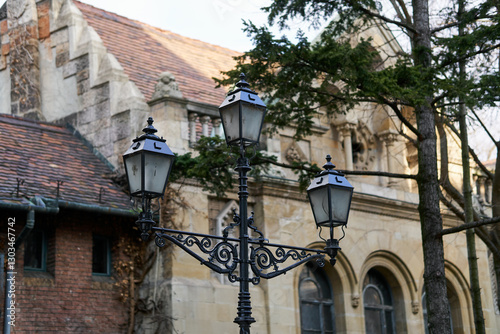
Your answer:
[73,0,240,54]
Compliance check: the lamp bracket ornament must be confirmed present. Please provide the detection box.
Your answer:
[151,226,327,284]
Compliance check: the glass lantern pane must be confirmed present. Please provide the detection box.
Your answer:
[144,153,173,195]
[241,103,264,143]
[329,186,353,223]
[308,187,330,225]
[220,103,241,144]
[125,153,142,194]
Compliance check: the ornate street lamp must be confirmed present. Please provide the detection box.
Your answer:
[123,117,175,240]
[123,75,354,334]
[307,155,354,265]
[219,73,267,148]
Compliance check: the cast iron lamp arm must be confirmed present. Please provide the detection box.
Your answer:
[151,226,328,284]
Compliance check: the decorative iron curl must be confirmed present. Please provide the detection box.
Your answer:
[152,227,240,278]
[155,234,167,248]
[223,208,241,239]
[250,245,325,281]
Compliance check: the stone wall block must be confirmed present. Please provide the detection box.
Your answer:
[0,55,7,70]
[75,53,89,72]
[81,82,109,106]
[49,27,68,47]
[0,19,8,34]
[0,39,9,55]
[62,57,76,78]
[110,110,130,142]
[55,42,69,67]
[78,100,107,125]
[37,0,50,39]
[76,77,89,95]
[76,68,88,82]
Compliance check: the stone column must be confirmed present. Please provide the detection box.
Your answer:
[212,118,222,137]
[339,123,356,171]
[379,130,399,186]
[188,112,198,145]
[200,116,211,137]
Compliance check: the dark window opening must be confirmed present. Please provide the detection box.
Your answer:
[299,262,335,334]
[24,229,47,271]
[363,268,395,334]
[92,235,111,275]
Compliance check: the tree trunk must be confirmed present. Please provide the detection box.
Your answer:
[457,0,486,330]
[413,0,452,332]
[492,147,500,311]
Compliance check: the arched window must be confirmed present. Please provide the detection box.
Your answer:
[363,268,396,334]
[422,284,461,333]
[299,262,335,334]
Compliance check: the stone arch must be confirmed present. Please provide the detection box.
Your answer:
[293,242,358,333]
[444,261,473,333]
[418,260,473,334]
[360,250,419,333]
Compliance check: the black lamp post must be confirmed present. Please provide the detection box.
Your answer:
[123,74,353,334]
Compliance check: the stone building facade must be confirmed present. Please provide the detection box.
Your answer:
[0,0,498,333]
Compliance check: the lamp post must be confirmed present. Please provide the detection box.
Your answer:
[123,74,354,334]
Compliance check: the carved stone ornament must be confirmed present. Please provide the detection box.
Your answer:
[285,142,307,164]
[412,301,419,314]
[351,294,360,308]
[151,71,183,100]
[351,122,376,170]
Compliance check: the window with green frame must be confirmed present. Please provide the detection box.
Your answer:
[24,229,47,271]
[92,235,111,276]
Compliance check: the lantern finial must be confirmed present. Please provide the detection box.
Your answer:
[142,117,158,137]
[236,73,250,90]
[323,154,336,171]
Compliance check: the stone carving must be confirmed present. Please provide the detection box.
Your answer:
[285,142,306,164]
[351,122,376,170]
[351,294,360,308]
[151,71,183,100]
[412,301,419,314]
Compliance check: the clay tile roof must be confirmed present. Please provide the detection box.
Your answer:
[74,1,241,105]
[0,115,131,210]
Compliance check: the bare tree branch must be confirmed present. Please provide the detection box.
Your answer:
[440,216,500,235]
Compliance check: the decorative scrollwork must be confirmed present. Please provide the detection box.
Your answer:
[152,227,239,278]
[155,234,167,248]
[250,245,325,282]
[223,208,241,239]
[247,212,267,242]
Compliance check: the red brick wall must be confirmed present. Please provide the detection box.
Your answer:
[0,210,136,333]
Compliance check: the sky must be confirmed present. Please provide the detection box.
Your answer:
[0,0,278,51]
[76,0,322,52]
